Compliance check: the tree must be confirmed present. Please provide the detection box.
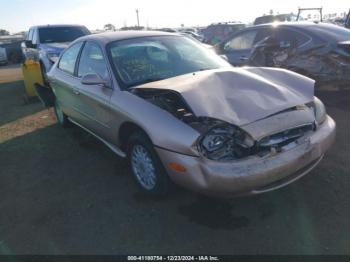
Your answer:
[104,24,116,31]
[0,29,10,36]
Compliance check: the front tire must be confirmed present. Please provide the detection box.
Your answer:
[54,100,70,128]
[127,131,171,195]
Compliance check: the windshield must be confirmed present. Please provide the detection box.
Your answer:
[107,36,230,88]
[39,27,88,43]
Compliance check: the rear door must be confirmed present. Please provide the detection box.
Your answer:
[74,41,114,140]
[273,28,312,50]
[50,42,84,121]
[222,29,259,66]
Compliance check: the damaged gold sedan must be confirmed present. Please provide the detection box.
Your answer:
[47,31,336,197]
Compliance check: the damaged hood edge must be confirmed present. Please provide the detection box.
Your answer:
[134,68,315,127]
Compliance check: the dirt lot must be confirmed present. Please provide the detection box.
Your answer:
[0,66,350,255]
[0,64,23,84]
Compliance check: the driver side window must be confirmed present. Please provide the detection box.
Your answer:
[78,42,109,80]
[225,30,258,51]
[58,42,83,75]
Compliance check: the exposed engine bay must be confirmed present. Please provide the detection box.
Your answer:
[132,88,317,161]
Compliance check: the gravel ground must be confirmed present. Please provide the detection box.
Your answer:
[0,66,349,255]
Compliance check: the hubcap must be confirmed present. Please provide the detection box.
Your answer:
[131,145,157,190]
[55,101,64,124]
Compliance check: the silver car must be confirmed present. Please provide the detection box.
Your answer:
[47,31,336,197]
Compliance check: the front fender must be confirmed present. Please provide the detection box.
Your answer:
[110,90,201,157]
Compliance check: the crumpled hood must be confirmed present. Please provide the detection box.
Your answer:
[135,68,315,126]
[39,42,70,54]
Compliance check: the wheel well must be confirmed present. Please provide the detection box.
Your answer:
[119,122,151,150]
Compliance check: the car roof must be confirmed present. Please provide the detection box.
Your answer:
[251,21,336,30]
[31,24,86,29]
[248,22,350,42]
[76,31,178,45]
[208,22,245,27]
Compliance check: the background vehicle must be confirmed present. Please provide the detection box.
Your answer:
[156,28,178,33]
[46,31,335,197]
[346,9,350,28]
[0,47,8,65]
[296,7,323,22]
[215,22,350,86]
[202,22,245,45]
[181,31,204,42]
[21,24,90,81]
[254,14,298,25]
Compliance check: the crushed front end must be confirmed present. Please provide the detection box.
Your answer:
[152,97,336,196]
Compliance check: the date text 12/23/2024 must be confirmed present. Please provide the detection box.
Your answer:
[127,256,219,261]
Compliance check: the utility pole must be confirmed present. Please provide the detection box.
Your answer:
[136,9,140,27]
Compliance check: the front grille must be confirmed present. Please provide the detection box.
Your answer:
[257,124,314,154]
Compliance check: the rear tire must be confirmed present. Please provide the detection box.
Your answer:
[54,100,70,128]
[127,131,171,196]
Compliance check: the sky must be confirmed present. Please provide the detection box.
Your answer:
[0,0,349,33]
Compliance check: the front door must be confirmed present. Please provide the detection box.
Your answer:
[74,41,115,141]
[222,29,259,66]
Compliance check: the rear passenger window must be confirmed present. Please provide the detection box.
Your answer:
[58,42,83,75]
[77,42,109,80]
[274,29,311,48]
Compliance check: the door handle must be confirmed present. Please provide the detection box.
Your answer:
[240,56,249,61]
[73,89,80,95]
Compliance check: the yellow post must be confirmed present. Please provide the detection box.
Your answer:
[21,59,44,97]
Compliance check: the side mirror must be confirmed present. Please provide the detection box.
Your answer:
[81,74,110,87]
[25,40,36,48]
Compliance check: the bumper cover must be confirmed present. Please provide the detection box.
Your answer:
[156,115,336,196]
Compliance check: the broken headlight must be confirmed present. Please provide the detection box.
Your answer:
[198,123,254,161]
[313,97,327,125]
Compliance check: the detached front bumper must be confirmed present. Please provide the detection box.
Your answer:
[156,116,336,197]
